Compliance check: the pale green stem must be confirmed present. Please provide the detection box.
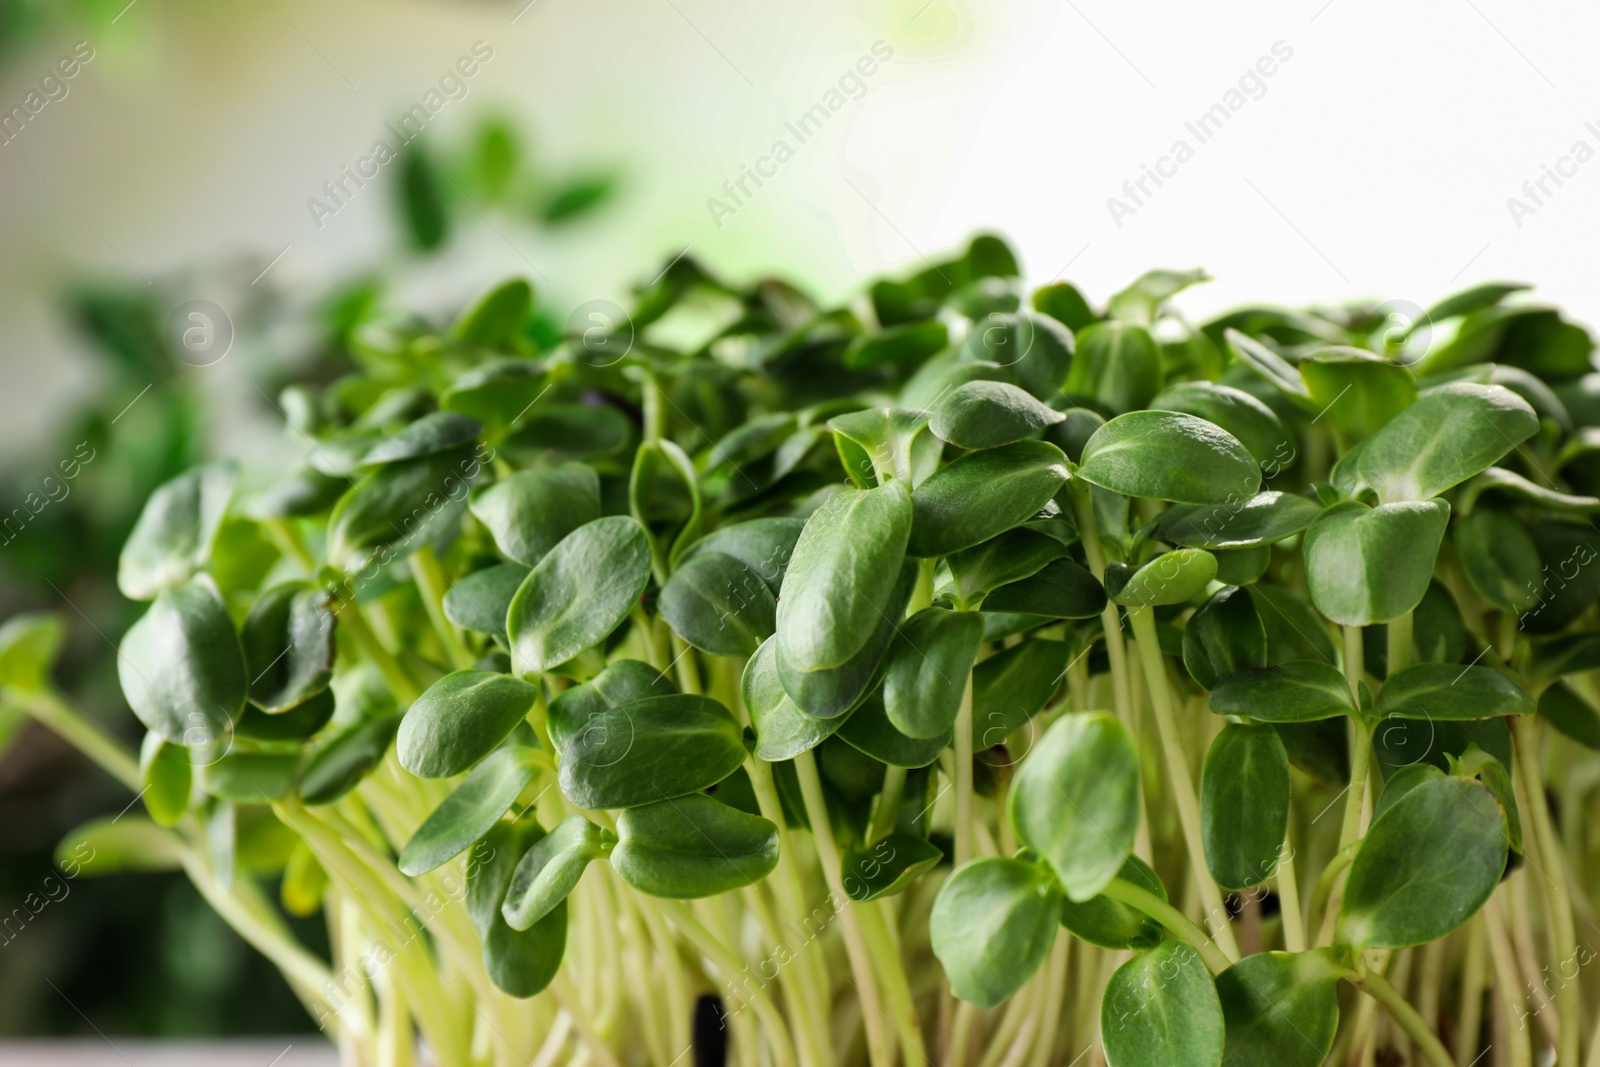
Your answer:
[1386,608,1413,676]
[1276,834,1306,953]
[1126,607,1240,962]
[869,764,908,845]
[17,688,140,791]
[1308,842,1357,938]
[1100,877,1232,974]
[953,674,975,867]
[1343,963,1455,1067]
[794,750,894,1067]
[1322,626,1373,943]
[657,899,797,1067]
[339,597,421,705]
[410,548,474,670]
[1482,894,1532,1067]
[263,517,320,572]
[857,900,927,1067]
[1454,914,1488,1067]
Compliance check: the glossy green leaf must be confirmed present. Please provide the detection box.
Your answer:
[930,857,1061,1008]
[882,608,983,739]
[929,380,1065,449]
[469,463,601,567]
[1058,855,1167,950]
[469,821,567,998]
[1375,664,1532,720]
[442,561,529,645]
[1155,492,1323,550]
[1063,321,1162,414]
[907,440,1069,557]
[1536,682,1600,749]
[118,463,238,601]
[1108,549,1217,609]
[1032,281,1096,332]
[299,714,400,806]
[742,638,842,760]
[1077,411,1260,505]
[1151,382,1294,468]
[837,690,950,768]
[547,659,675,755]
[1338,776,1507,948]
[453,278,533,348]
[440,359,546,441]
[1302,500,1450,625]
[659,551,775,657]
[399,747,541,876]
[958,311,1074,400]
[1107,268,1208,327]
[1215,951,1340,1067]
[827,408,940,488]
[1209,661,1354,723]
[501,813,605,929]
[139,733,192,827]
[842,319,948,370]
[777,480,912,672]
[1183,586,1268,691]
[610,793,779,898]
[1355,383,1538,503]
[362,412,482,465]
[1101,940,1224,1067]
[1201,725,1290,890]
[1454,509,1542,613]
[776,561,916,720]
[1298,347,1417,440]
[679,518,803,595]
[558,694,745,810]
[235,687,336,742]
[1224,329,1312,403]
[1008,712,1140,900]
[972,639,1065,745]
[241,582,335,713]
[943,528,1067,606]
[326,449,479,573]
[983,559,1106,619]
[841,834,943,902]
[398,670,539,778]
[507,516,652,676]
[202,752,300,802]
[119,575,248,748]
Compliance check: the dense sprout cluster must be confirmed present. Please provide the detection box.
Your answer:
[7,235,1600,1067]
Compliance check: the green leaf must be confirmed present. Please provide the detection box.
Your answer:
[469,464,601,567]
[1008,712,1140,900]
[398,143,449,250]
[929,380,1065,450]
[841,834,943,902]
[827,408,940,488]
[398,670,539,778]
[908,441,1069,557]
[1150,382,1294,468]
[299,714,400,806]
[679,518,803,595]
[362,412,483,466]
[1058,855,1167,950]
[1077,411,1260,505]
[983,559,1107,619]
[1063,321,1163,414]
[610,793,779,898]
[1215,951,1341,1067]
[547,659,675,755]
[1209,661,1354,723]
[930,857,1061,1008]
[119,575,248,748]
[1417,281,1529,328]
[399,747,541,876]
[440,359,546,441]
[837,690,951,768]
[659,551,775,658]
[202,752,300,802]
[777,480,912,672]
[1212,545,1270,586]
[241,582,335,713]
[1155,492,1323,550]
[1301,500,1450,625]
[1032,281,1097,332]
[843,319,949,370]
[235,687,336,742]
[0,612,66,690]
[1107,267,1208,327]
[1101,940,1224,1067]
[1200,725,1290,890]
[1375,664,1532,720]
[1355,383,1538,503]
[1298,348,1418,440]
[958,311,1074,400]
[1224,329,1312,403]
[882,608,983,739]
[502,813,605,929]
[453,278,533,348]
[118,463,238,601]
[508,516,652,676]
[743,638,842,760]
[1454,509,1542,613]
[469,821,567,998]
[558,694,745,810]
[1537,683,1600,750]
[1108,549,1217,609]
[326,449,480,573]
[140,733,192,827]
[776,555,917,719]
[943,528,1067,606]
[1526,628,1600,681]
[1183,586,1268,691]
[1338,776,1507,948]
[442,562,529,645]
[972,639,1065,745]
[1460,466,1600,515]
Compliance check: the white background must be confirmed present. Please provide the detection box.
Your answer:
[0,0,1596,463]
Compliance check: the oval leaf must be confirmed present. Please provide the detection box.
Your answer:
[241,582,335,713]
[1077,411,1260,505]
[398,747,541,876]
[659,551,776,657]
[1302,500,1450,626]
[501,813,605,929]
[119,575,248,748]
[883,608,983,739]
[1209,661,1354,723]
[398,670,539,779]
[907,441,1069,558]
[1216,951,1340,1067]
[469,463,601,567]
[118,463,238,601]
[610,793,779,898]
[1200,725,1290,890]
[1101,940,1224,1067]
[1355,382,1537,503]
[929,380,1065,450]
[507,516,652,676]
[930,857,1061,1008]
[558,694,745,810]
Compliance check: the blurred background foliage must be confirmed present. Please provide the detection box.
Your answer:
[0,90,618,1034]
